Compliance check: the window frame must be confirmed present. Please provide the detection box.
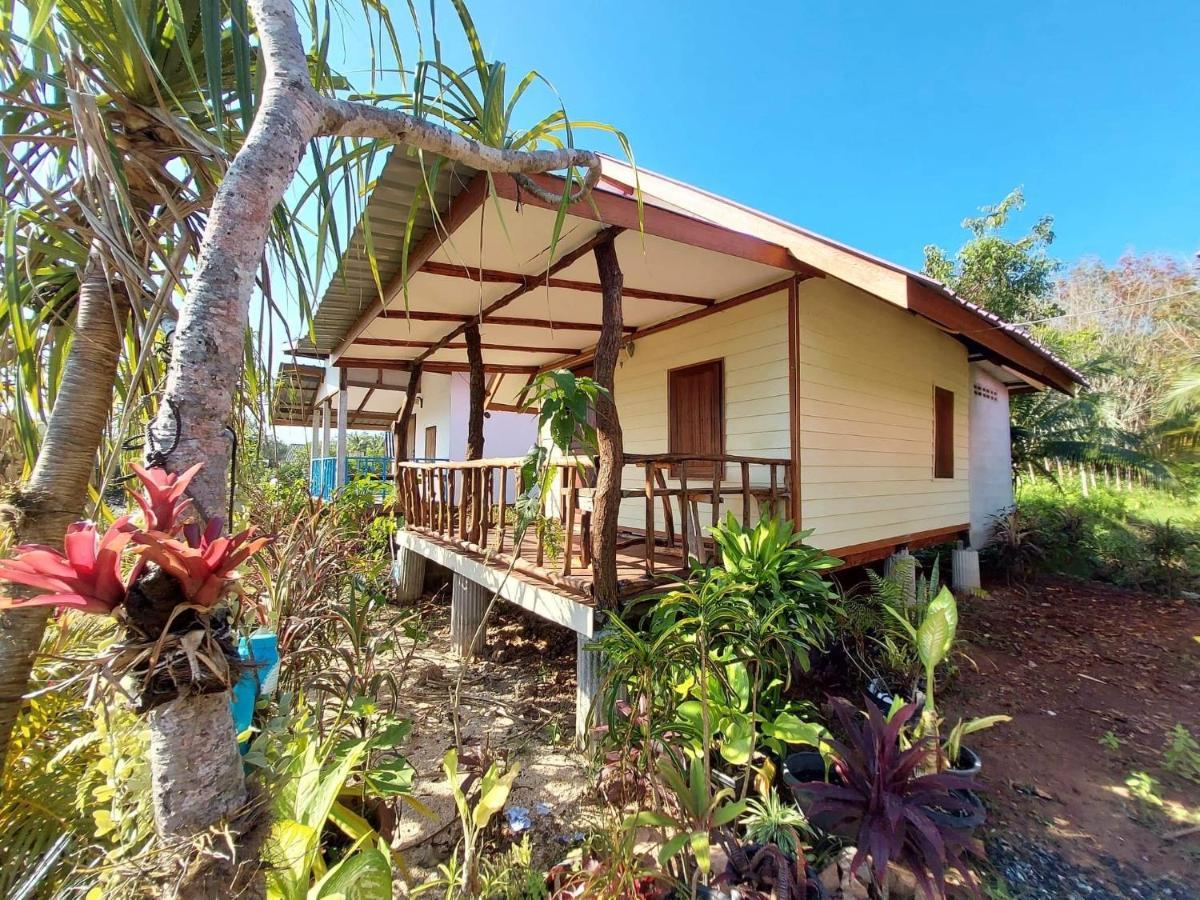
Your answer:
[933,386,954,479]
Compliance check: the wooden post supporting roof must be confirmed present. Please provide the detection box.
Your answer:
[464,323,485,543]
[395,363,422,464]
[787,276,802,526]
[590,235,625,611]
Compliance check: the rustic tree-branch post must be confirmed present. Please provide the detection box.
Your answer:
[463,323,485,541]
[590,237,624,609]
[0,252,128,764]
[140,0,601,836]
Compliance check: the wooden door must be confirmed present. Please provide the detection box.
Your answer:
[668,359,724,478]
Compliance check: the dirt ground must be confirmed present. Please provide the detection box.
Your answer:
[387,591,596,884]
[382,576,1200,896]
[943,577,1200,892]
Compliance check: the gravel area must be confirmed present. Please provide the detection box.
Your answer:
[987,835,1197,899]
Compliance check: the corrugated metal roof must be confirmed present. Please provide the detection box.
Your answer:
[297,148,478,354]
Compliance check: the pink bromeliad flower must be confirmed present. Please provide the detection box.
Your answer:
[134,518,272,608]
[128,462,201,533]
[0,518,134,614]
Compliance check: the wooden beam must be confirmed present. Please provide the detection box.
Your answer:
[538,277,798,373]
[338,357,540,375]
[787,276,802,527]
[376,309,636,333]
[412,225,625,367]
[828,524,970,570]
[493,173,814,275]
[420,260,715,306]
[352,337,583,354]
[333,172,489,360]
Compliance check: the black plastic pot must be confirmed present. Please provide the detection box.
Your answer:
[946,745,982,778]
[922,788,986,830]
[866,677,925,717]
[781,751,845,835]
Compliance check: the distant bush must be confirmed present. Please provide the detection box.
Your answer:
[983,480,1200,595]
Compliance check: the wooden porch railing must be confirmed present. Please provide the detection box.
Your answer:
[396,451,792,599]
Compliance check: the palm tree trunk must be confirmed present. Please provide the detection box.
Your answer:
[0,251,127,764]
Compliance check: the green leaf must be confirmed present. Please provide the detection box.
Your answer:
[364,756,416,797]
[690,830,712,874]
[718,713,755,766]
[657,832,691,867]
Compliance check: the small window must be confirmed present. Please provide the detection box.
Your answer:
[405,420,417,459]
[424,425,437,460]
[933,387,954,479]
[668,360,724,479]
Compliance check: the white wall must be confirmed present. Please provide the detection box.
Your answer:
[412,372,453,459]
[797,277,970,552]
[612,288,792,531]
[449,372,538,458]
[968,365,1013,549]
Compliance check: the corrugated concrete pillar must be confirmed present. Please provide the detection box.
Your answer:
[885,549,917,606]
[576,631,602,746]
[393,545,426,603]
[450,573,488,658]
[952,546,981,593]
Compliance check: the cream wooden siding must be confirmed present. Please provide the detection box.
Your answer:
[796,277,970,551]
[613,288,791,531]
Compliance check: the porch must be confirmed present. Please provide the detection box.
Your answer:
[394,451,794,602]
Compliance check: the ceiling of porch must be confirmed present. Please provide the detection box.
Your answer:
[292,150,805,399]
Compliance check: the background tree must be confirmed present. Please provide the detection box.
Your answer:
[923,187,1061,323]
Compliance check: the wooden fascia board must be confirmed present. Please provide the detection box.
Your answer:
[905,280,1077,394]
[332,172,489,362]
[491,173,814,275]
[337,357,540,375]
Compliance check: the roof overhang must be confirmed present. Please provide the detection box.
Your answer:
[296,152,1085,398]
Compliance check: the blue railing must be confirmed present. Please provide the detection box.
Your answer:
[309,456,445,500]
[309,456,390,500]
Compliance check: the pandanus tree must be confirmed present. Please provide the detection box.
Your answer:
[0,0,272,765]
[5,0,613,848]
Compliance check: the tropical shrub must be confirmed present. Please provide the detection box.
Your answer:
[799,698,984,899]
[989,480,1200,592]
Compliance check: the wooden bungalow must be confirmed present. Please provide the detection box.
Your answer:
[288,150,1085,736]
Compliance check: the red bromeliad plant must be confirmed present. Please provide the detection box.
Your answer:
[0,463,269,619]
[0,518,135,614]
[799,697,984,899]
[128,462,201,533]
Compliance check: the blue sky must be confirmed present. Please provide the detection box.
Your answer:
[379,0,1200,271]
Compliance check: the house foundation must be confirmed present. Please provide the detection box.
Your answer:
[576,631,602,745]
[450,572,489,658]
[951,545,982,593]
[392,545,426,603]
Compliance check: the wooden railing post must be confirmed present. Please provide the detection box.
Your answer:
[644,461,655,576]
[740,461,751,525]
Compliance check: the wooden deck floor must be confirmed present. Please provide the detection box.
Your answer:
[406,524,698,604]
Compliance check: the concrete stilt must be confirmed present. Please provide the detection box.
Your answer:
[392,545,426,603]
[884,549,917,605]
[450,573,489,658]
[576,631,602,746]
[951,545,982,592]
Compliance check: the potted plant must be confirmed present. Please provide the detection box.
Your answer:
[796,698,985,899]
